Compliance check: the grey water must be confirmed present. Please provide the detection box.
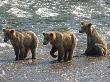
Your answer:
[0,0,110,82]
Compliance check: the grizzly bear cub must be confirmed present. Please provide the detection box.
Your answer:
[79,21,107,56]
[43,31,77,62]
[3,28,39,60]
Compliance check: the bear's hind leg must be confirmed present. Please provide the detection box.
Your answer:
[57,47,64,62]
[96,44,107,56]
[63,51,68,62]
[85,46,101,56]
[24,48,29,58]
[68,49,73,61]
[31,48,36,59]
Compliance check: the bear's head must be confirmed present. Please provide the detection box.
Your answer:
[2,28,15,42]
[79,21,92,34]
[43,32,56,45]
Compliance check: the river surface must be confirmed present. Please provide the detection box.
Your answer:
[0,0,110,82]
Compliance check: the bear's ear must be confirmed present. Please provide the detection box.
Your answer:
[50,33,53,38]
[88,23,92,27]
[2,28,6,32]
[43,33,45,36]
[10,29,15,34]
[80,21,84,25]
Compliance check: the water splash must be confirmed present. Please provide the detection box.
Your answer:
[0,0,9,7]
[0,43,12,48]
[36,8,59,17]
[7,7,32,18]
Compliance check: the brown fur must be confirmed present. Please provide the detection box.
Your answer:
[79,21,107,56]
[3,28,39,60]
[43,31,77,62]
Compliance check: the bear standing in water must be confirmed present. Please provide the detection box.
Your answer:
[3,28,39,60]
[43,31,77,62]
[79,21,107,56]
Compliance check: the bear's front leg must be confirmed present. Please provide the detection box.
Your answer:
[13,47,19,60]
[50,46,57,58]
[57,47,64,62]
[82,47,93,56]
[19,47,25,60]
[24,48,28,58]
[96,44,107,56]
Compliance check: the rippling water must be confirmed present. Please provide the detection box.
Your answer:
[0,0,110,82]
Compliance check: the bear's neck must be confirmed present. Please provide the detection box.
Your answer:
[86,27,96,36]
[10,32,18,43]
[50,39,56,46]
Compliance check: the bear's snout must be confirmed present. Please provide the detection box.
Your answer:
[43,42,47,45]
[4,39,7,42]
[43,40,49,45]
[4,39,8,42]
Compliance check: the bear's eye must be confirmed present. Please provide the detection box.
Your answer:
[81,26,86,30]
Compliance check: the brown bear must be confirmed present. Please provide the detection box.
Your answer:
[79,21,107,56]
[2,28,39,60]
[43,31,77,62]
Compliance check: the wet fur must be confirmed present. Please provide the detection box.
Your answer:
[79,21,107,56]
[43,31,77,62]
[3,28,39,60]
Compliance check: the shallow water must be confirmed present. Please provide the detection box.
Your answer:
[0,0,110,82]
